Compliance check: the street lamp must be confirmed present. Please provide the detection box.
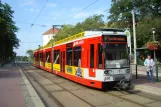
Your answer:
[151,28,158,82]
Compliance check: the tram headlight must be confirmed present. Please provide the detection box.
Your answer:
[104,70,108,74]
[104,70,113,75]
[108,70,113,75]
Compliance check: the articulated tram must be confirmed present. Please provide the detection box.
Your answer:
[33,28,132,90]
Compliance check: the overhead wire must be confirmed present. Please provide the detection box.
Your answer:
[19,0,101,44]
[15,20,49,27]
[64,0,100,24]
[28,0,49,34]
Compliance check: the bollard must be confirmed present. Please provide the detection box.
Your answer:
[156,64,158,82]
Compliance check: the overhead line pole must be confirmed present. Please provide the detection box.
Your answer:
[132,10,137,79]
[51,25,63,73]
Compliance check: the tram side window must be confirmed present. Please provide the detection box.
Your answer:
[90,44,94,68]
[66,48,72,66]
[98,44,102,69]
[36,54,39,61]
[46,52,51,63]
[40,53,43,62]
[54,50,60,64]
[34,54,36,61]
[73,47,81,67]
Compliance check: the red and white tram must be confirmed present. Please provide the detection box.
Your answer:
[33,28,132,89]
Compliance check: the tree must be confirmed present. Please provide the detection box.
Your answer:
[108,0,161,48]
[26,49,33,62]
[0,3,19,62]
[48,14,105,44]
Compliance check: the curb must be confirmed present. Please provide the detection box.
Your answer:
[18,67,45,107]
[132,71,161,77]
[134,84,161,96]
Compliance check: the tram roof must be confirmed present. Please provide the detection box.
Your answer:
[34,28,126,52]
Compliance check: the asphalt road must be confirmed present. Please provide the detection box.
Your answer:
[18,64,161,107]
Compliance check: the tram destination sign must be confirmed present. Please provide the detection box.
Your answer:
[102,35,127,42]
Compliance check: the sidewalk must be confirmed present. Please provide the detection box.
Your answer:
[132,66,161,96]
[0,63,45,107]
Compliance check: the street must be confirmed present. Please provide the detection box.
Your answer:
[1,63,160,107]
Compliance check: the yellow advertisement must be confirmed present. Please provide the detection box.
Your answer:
[45,63,52,69]
[40,62,44,66]
[53,64,60,71]
[54,32,84,45]
[65,65,84,77]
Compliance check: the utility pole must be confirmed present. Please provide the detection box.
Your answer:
[38,45,40,67]
[132,10,138,79]
[132,10,137,64]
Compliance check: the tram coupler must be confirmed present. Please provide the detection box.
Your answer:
[115,79,132,90]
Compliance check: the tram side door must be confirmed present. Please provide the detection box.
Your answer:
[89,44,96,77]
[60,51,65,72]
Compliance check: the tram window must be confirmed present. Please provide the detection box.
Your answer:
[40,53,43,61]
[90,44,94,68]
[36,54,38,61]
[66,48,72,66]
[46,52,51,63]
[34,54,36,61]
[98,44,102,69]
[73,47,81,67]
[54,50,60,64]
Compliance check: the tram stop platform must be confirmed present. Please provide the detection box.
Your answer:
[132,65,161,96]
[0,63,45,107]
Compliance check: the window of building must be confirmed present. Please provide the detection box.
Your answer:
[66,48,72,66]
[46,52,51,63]
[90,44,94,68]
[98,44,102,69]
[73,47,81,67]
[54,50,60,64]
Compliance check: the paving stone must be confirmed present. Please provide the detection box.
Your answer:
[51,91,91,107]
[146,101,161,107]
[44,84,63,92]
[113,100,143,107]
[121,94,155,105]
[71,90,111,106]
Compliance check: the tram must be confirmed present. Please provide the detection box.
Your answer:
[33,28,132,90]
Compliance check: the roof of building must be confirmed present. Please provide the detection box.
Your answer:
[42,28,60,35]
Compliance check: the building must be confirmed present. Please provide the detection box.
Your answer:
[42,28,59,46]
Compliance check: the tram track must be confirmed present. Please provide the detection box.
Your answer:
[19,64,161,107]
[19,64,94,107]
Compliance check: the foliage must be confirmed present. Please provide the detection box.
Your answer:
[108,0,161,48]
[48,14,105,44]
[22,56,28,61]
[0,3,19,61]
[26,49,33,62]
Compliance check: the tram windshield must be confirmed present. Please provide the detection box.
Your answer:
[102,44,130,68]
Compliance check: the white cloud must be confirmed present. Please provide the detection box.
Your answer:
[25,8,39,13]
[29,8,35,12]
[46,2,57,8]
[73,9,105,19]
[19,0,36,6]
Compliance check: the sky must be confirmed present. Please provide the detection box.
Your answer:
[2,0,111,56]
